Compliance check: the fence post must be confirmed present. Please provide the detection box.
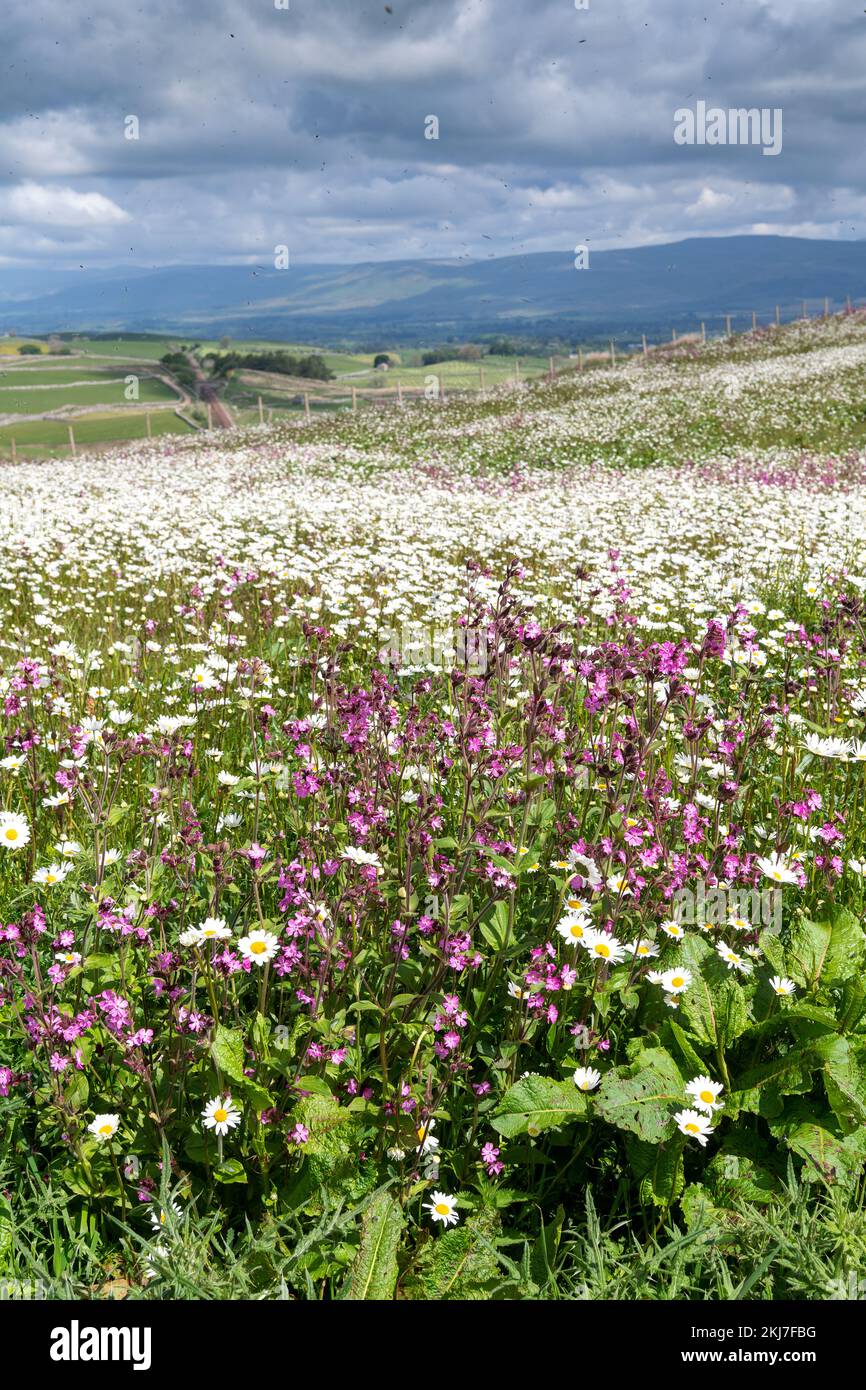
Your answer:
[304,392,310,421]
[824,297,830,319]
[68,424,76,457]
[775,304,781,326]
[725,315,732,336]
[549,355,555,380]
[578,348,584,371]
[397,379,403,406]
[479,365,485,391]
[641,334,647,358]
[207,403,213,430]
[352,386,357,412]
[514,358,521,382]
[701,322,706,344]
[752,310,757,331]
[802,300,808,320]
[10,438,16,463]
[146,412,152,438]
[258,395,264,425]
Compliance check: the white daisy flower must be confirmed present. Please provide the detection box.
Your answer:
[685,1076,724,1113]
[201,1096,241,1136]
[237,928,279,964]
[573,1066,602,1092]
[674,1108,716,1146]
[423,1191,459,1227]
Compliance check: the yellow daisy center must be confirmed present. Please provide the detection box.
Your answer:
[685,1123,700,1134]
[434,1202,450,1215]
[250,941,266,954]
[5,829,18,841]
[595,943,611,958]
[569,924,583,938]
[700,1090,714,1104]
[98,1124,113,1136]
[671,977,684,988]
[214,1108,228,1123]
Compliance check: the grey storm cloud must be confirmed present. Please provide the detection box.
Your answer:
[0,0,864,268]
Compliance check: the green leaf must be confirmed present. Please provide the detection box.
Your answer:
[823,907,866,986]
[595,1048,683,1142]
[814,1036,866,1130]
[490,1073,589,1138]
[213,1158,247,1184]
[341,1191,403,1301]
[668,1020,708,1078]
[626,1134,685,1207]
[785,918,832,990]
[403,1207,501,1300]
[211,1024,246,1084]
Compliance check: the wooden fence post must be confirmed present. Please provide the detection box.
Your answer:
[397,379,403,406]
[752,311,757,331]
[609,340,616,364]
[146,412,152,438]
[68,424,76,457]
[549,355,555,380]
[258,395,264,425]
[578,348,584,371]
[775,304,781,326]
[479,365,485,391]
[824,297,830,319]
[701,322,706,344]
[351,386,357,412]
[304,392,311,421]
[725,315,732,336]
[207,403,213,430]
[10,438,16,463]
[641,334,648,358]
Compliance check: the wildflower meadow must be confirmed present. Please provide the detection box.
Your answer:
[4,313,866,1303]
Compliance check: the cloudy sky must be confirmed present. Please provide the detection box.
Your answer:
[1,0,863,270]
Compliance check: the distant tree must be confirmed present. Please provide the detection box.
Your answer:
[18,344,42,355]
[373,353,391,367]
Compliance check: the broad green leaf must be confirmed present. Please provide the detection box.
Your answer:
[342,1191,403,1301]
[626,1134,685,1207]
[211,1024,246,1084]
[785,918,832,990]
[213,1158,247,1184]
[813,1036,866,1130]
[403,1206,501,1301]
[490,1073,589,1138]
[595,1048,682,1142]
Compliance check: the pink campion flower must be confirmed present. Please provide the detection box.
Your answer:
[49,1053,69,1072]
[289,1123,310,1146]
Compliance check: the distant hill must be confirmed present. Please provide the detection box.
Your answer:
[0,236,863,343]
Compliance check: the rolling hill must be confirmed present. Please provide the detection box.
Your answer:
[0,236,864,343]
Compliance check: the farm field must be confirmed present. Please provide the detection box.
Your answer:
[3,312,866,1302]
[0,347,189,457]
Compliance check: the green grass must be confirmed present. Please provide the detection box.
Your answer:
[3,1157,864,1300]
[0,410,194,457]
[0,380,178,413]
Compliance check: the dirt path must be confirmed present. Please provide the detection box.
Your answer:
[186,354,235,429]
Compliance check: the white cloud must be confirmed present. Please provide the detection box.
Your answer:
[0,182,130,228]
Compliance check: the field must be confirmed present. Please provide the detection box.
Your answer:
[0,343,193,457]
[3,311,866,1301]
[0,337,558,451]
